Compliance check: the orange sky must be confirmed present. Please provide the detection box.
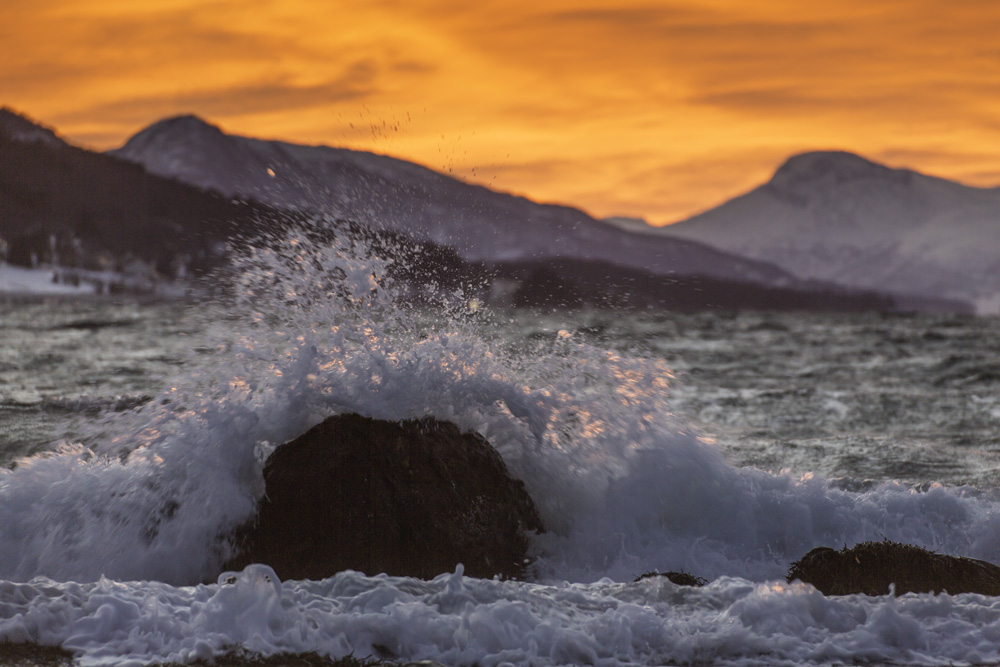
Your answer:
[3,0,1000,224]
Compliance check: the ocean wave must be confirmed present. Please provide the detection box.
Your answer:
[3,222,1000,664]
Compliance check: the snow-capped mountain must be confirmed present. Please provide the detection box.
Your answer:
[653,151,1000,313]
[111,116,794,286]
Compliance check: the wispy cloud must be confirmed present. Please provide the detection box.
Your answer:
[50,63,380,129]
[3,0,1000,222]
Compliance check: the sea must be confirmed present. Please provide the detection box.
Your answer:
[2,228,1000,666]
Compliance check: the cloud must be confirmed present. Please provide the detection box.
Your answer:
[4,0,1000,221]
[391,60,437,74]
[0,62,98,96]
[961,171,1000,186]
[691,87,832,113]
[452,147,797,224]
[539,5,700,31]
[50,64,379,128]
[873,148,1000,188]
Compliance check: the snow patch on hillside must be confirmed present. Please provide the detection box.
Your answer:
[0,263,97,296]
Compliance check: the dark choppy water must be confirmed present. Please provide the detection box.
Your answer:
[506,309,1000,488]
[0,299,206,462]
[4,301,999,485]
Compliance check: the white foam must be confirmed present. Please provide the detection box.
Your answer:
[6,565,1000,666]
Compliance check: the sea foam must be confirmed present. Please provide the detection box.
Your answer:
[7,567,1000,666]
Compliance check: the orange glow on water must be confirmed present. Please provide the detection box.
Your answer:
[3,0,999,223]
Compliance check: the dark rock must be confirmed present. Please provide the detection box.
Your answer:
[633,571,707,587]
[787,541,1000,596]
[0,642,75,667]
[227,413,543,581]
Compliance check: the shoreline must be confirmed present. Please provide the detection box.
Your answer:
[0,643,398,667]
[0,261,198,304]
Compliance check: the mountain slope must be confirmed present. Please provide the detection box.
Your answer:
[1,109,902,312]
[0,107,63,147]
[655,151,1000,313]
[0,109,275,278]
[111,116,797,286]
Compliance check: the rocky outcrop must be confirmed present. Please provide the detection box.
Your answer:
[226,413,543,581]
[787,541,1000,596]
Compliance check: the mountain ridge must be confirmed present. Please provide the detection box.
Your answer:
[110,114,799,288]
[0,107,982,312]
[651,150,1000,313]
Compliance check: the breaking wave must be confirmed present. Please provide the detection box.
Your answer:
[3,220,1000,665]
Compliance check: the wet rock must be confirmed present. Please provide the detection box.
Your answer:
[0,642,75,667]
[787,541,1000,596]
[633,571,707,587]
[226,413,543,581]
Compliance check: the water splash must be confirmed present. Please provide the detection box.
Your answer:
[3,219,1000,588]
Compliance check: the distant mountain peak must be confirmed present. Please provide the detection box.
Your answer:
[109,112,800,286]
[0,107,64,147]
[768,150,909,193]
[130,114,225,141]
[149,113,218,129]
[661,148,1000,313]
[115,114,237,184]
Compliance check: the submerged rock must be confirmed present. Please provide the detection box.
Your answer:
[633,571,707,587]
[787,541,1000,596]
[227,413,543,581]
